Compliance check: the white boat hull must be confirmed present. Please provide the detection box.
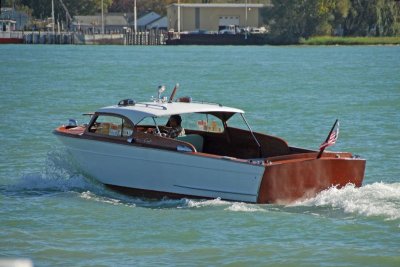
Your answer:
[57,135,265,202]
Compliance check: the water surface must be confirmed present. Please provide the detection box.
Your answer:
[1,44,399,266]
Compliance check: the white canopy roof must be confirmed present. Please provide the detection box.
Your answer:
[97,101,244,125]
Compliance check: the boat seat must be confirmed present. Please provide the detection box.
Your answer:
[177,134,204,152]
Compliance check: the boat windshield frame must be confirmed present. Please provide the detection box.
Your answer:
[240,113,262,157]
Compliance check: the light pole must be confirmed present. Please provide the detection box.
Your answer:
[51,0,55,34]
[177,0,180,35]
[245,0,248,39]
[134,0,137,32]
[101,0,104,35]
[245,0,248,27]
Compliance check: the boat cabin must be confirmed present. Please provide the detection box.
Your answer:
[83,97,298,160]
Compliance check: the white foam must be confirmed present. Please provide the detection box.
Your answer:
[7,148,100,193]
[185,198,266,212]
[80,191,136,207]
[186,198,230,208]
[131,197,189,208]
[294,182,400,221]
[9,172,91,192]
[225,202,266,212]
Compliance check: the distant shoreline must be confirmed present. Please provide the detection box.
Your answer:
[299,36,400,46]
[3,31,400,46]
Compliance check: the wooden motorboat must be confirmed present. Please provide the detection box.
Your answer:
[53,85,365,204]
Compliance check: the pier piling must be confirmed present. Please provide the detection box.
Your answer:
[20,30,165,45]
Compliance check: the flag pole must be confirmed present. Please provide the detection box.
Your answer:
[317,119,339,159]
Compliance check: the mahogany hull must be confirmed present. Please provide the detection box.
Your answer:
[258,154,366,204]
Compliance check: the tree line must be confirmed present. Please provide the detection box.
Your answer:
[3,0,400,41]
[264,0,400,43]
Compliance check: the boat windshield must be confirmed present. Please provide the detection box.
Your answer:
[135,111,256,134]
[137,113,225,133]
[180,113,224,133]
[88,114,134,137]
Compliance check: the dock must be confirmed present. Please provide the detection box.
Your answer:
[23,31,75,44]
[19,30,166,45]
[124,30,166,45]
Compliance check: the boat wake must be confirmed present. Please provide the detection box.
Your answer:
[79,190,192,209]
[80,191,136,207]
[185,198,267,213]
[292,183,400,221]
[183,183,400,222]
[3,149,102,195]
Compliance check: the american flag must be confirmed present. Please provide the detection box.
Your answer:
[319,121,339,150]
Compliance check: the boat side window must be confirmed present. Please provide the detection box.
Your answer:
[180,113,224,133]
[89,115,133,137]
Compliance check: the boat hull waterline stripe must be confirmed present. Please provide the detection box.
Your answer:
[173,184,257,197]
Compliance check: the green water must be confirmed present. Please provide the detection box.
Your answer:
[1,44,399,266]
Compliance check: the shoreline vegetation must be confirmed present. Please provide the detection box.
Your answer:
[299,36,400,46]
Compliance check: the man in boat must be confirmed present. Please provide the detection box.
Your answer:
[147,114,185,138]
[164,114,185,138]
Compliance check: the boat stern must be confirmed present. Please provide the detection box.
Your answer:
[257,153,366,204]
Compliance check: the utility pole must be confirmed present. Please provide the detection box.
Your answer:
[52,0,55,34]
[245,0,248,26]
[101,0,104,34]
[134,0,137,32]
[177,0,181,35]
